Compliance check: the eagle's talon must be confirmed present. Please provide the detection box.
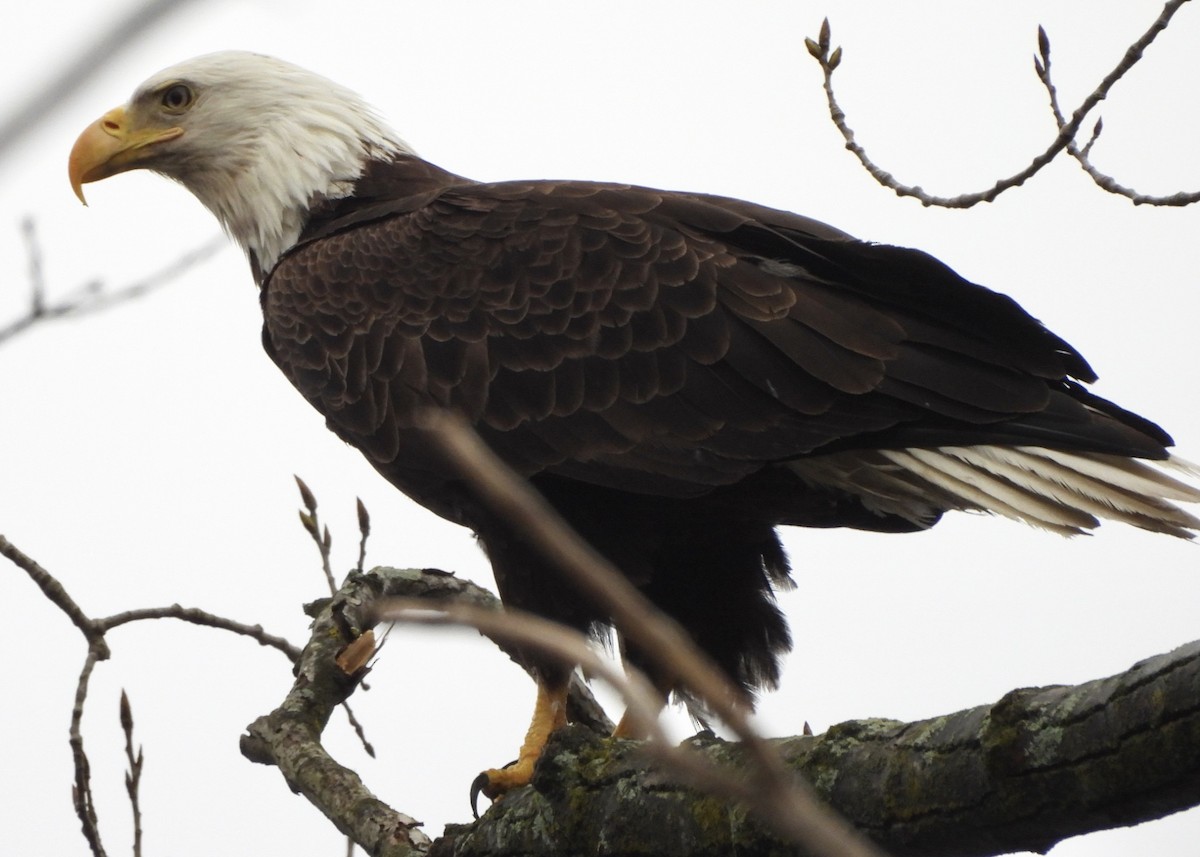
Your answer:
[469,771,491,820]
[470,757,533,819]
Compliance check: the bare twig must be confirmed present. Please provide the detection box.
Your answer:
[70,642,109,857]
[99,605,301,662]
[0,534,107,651]
[342,703,376,759]
[120,691,144,857]
[355,498,371,575]
[1034,21,1200,206]
[417,411,886,857]
[805,2,1194,207]
[292,480,380,756]
[295,476,338,595]
[1,533,305,855]
[0,230,225,347]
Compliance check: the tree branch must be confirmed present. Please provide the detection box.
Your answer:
[0,533,302,855]
[434,639,1200,857]
[0,223,224,348]
[239,566,615,856]
[1033,23,1200,206]
[805,1,1195,207]
[99,605,302,661]
[70,641,109,857]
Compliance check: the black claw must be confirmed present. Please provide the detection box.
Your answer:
[469,772,490,820]
[469,758,518,820]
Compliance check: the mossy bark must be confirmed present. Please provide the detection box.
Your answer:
[436,641,1200,857]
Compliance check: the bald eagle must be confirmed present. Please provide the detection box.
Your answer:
[70,51,1199,808]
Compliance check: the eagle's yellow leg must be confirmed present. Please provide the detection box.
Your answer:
[471,679,568,815]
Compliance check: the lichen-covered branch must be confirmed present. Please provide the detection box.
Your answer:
[238,567,614,857]
[435,639,1200,857]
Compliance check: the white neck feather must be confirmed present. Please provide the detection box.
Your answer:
[183,103,412,272]
[142,53,415,273]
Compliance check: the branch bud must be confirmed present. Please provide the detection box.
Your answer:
[294,475,317,513]
[119,690,133,734]
[1037,25,1050,64]
[356,497,371,537]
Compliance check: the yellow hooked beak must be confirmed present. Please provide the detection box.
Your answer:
[68,106,184,204]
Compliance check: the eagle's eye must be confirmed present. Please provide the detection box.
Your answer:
[160,83,194,114]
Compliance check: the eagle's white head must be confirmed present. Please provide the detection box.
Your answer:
[69,51,413,272]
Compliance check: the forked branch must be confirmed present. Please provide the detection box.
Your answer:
[805,1,1195,207]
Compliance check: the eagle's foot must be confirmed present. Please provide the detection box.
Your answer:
[470,678,568,819]
[469,756,536,818]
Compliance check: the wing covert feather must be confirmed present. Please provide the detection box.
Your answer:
[261,177,1140,498]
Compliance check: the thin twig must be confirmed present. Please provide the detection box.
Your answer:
[99,605,301,662]
[120,691,144,857]
[70,642,109,857]
[805,2,1193,207]
[355,498,371,575]
[1034,19,1200,206]
[0,232,225,347]
[341,701,376,759]
[295,476,338,595]
[293,482,379,757]
[3,534,311,854]
[0,534,107,651]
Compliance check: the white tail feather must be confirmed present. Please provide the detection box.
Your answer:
[790,444,1200,538]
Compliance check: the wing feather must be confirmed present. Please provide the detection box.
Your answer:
[262,171,1188,526]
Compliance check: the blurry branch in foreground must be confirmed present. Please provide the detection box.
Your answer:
[805,0,1198,208]
[419,411,885,857]
[0,217,224,348]
[0,0,202,161]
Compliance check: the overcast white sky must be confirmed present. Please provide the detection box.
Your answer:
[1,2,1198,855]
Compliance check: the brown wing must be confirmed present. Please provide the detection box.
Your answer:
[260,172,1172,510]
